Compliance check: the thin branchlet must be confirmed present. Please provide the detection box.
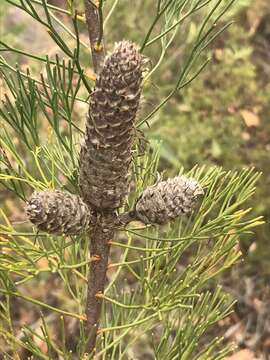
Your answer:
[84,0,105,74]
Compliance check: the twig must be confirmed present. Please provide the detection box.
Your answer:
[83,163,137,354]
[84,0,105,75]
[85,212,116,353]
[0,289,86,321]
[83,0,108,354]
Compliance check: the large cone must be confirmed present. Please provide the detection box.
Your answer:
[79,41,143,210]
[135,176,204,225]
[26,190,91,234]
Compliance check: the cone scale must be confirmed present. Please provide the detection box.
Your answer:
[79,41,143,210]
[135,176,204,224]
[26,190,91,235]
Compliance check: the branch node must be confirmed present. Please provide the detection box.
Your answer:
[94,43,104,52]
[91,255,101,262]
[95,291,104,299]
[93,0,99,7]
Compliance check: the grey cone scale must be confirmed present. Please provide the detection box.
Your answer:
[26,190,91,235]
[135,175,204,224]
[79,41,144,210]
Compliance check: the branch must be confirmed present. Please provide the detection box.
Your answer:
[85,212,116,353]
[84,0,105,75]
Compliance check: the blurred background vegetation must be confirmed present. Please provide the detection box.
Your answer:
[0,0,269,357]
[98,0,269,276]
[108,0,270,277]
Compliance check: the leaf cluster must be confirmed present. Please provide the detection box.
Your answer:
[0,0,263,358]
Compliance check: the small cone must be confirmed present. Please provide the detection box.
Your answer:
[79,41,143,210]
[135,176,204,225]
[26,190,91,234]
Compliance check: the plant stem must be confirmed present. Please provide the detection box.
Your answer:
[85,212,116,354]
[82,0,108,354]
[84,0,105,75]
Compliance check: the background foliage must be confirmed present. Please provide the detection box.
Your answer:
[106,0,270,276]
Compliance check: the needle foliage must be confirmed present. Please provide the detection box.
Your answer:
[0,0,262,359]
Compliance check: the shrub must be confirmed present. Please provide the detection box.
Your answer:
[0,1,263,358]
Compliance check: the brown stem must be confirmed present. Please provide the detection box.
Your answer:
[85,211,116,354]
[85,209,137,354]
[84,0,105,74]
[83,0,108,354]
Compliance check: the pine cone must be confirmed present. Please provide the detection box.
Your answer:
[79,41,143,210]
[134,176,204,225]
[26,190,91,234]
